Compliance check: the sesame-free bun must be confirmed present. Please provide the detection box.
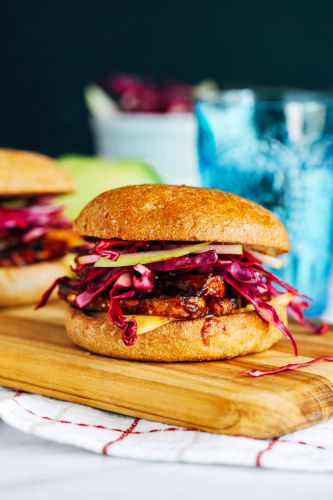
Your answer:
[66,294,291,362]
[0,149,73,196]
[0,258,69,307]
[75,184,289,254]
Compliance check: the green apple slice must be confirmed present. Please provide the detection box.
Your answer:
[94,242,211,268]
[57,155,162,220]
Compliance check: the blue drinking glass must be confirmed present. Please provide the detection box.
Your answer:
[196,90,333,316]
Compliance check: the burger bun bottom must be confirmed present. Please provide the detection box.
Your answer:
[66,294,292,362]
[0,258,69,307]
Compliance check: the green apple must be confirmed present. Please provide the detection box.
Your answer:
[57,155,162,219]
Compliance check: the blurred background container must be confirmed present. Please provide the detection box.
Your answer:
[196,90,333,315]
[85,75,212,185]
[91,113,198,186]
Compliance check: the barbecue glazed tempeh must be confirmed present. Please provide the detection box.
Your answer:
[155,273,226,298]
[208,297,238,316]
[58,272,241,318]
[121,296,207,319]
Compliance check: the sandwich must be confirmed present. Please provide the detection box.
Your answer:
[38,184,319,361]
[0,149,73,306]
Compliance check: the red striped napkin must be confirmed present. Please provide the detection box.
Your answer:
[1,387,333,471]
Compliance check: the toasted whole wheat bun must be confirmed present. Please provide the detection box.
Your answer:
[66,295,291,361]
[0,149,73,196]
[75,184,289,254]
[0,259,69,307]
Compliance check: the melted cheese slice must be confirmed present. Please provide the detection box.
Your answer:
[125,293,295,332]
[125,315,173,334]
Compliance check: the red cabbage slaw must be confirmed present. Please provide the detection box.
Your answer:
[37,239,327,355]
[0,196,71,244]
[245,356,333,377]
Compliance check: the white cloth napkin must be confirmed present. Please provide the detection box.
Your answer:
[1,386,333,471]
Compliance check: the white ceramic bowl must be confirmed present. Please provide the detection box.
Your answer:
[90,113,199,186]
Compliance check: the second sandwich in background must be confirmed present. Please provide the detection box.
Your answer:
[0,149,74,306]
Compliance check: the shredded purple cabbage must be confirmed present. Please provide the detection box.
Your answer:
[287,299,328,335]
[133,264,154,290]
[108,274,138,346]
[90,240,122,261]
[245,355,333,377]
[37,238,327,349]
[75,269,126,308]
[0,197,71,244]
[219,264,298,355]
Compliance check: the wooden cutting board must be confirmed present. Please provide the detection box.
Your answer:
[1,302,333,438]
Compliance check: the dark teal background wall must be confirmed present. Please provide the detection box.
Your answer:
[1,0,333,156]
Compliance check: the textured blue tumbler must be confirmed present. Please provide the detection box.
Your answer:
[196,90,333,316]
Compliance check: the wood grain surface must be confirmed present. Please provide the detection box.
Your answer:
[1,302,333,438]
